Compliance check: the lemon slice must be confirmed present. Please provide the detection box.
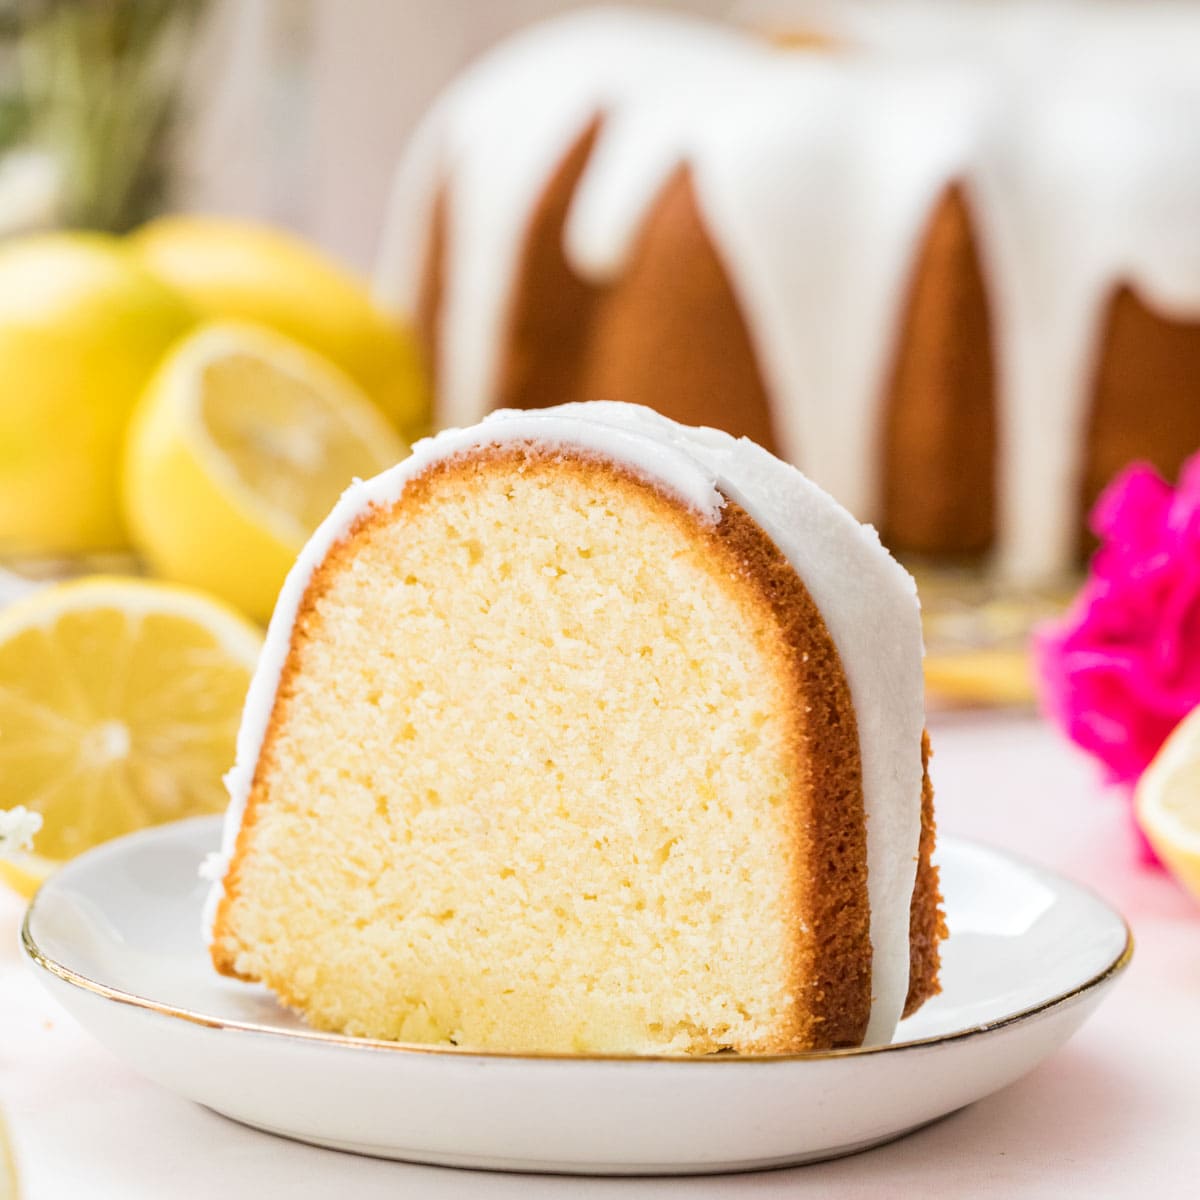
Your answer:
[0,852,57,900]
[123,321,408,622]
[0,576,261,891]
[1136,706,1200,902]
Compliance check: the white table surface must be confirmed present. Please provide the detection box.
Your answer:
[3,709,1198,1198]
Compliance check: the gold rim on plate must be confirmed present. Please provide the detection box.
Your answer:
[20,829,1133,1065]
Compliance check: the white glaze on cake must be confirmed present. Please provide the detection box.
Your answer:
[205,402,925,1048]
[375,2,1200,581]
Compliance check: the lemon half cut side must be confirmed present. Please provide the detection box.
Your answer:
[130,215,430,441]
[1137,705,1200,904]
[0,576,261,894]
[123,321,408,622]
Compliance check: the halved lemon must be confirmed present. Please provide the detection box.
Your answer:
[129,215,430,441]
[0,851,57,900]
[0,576,261,895]
[122,321,408,622]
[1136,705,1200,903]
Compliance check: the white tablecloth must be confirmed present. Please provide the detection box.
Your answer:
[3,710,1198,1198]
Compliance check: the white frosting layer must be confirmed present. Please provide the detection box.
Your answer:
[205,402,926,1047]
[376,2,1200,581]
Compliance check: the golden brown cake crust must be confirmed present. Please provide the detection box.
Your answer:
[574,165,780,453]
[709,481,872,1049]
[208,444,936,1052]
[494,121,606,413]
[885,204,1200,562]
[1085,285,1200,551]
[904,730,946,1017]
[882,187,996,559]
[414,183,447,398]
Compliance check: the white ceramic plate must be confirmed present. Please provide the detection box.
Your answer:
[22,817,1130,1176]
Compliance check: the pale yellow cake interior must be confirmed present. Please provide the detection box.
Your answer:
[216,453,814,1054]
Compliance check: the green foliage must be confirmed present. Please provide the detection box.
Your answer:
[0,0,208,231]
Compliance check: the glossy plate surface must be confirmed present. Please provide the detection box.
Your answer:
[22,817,1131,1175]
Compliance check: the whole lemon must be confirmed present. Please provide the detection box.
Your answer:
[0,233,195,554]
[129,215,429,442]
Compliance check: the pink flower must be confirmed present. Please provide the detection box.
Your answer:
[1035,456,1200,859]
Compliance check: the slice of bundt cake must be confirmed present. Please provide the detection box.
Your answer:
[206,402,942,1054]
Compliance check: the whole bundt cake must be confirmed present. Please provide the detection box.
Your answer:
[377,2,1200,581]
